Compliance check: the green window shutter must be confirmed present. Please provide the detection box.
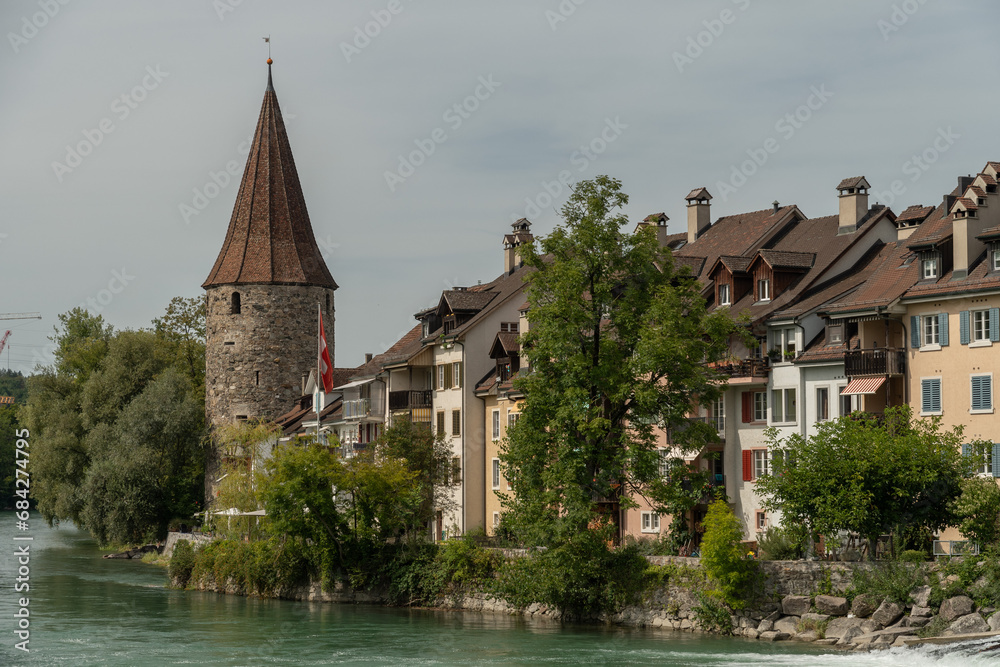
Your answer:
[452,409,461,436]
[436,411,445,434]
[960,310,970,345]
[444,363,452,389]
[938,313,949,346]
[991,308,1000,342]
[910,316,920,348]
[457,362,463,388]
[993,443,1000,478]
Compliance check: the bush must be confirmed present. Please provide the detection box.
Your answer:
[692,591,732,633]
[898,549,928,564]
[168,539,195,588]
[848,561,922,604]
[700,499,756,609]
[757,524,808,560]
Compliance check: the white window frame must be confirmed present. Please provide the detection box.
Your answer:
[921,313,940,350]
[492,458,501,489]
[758,278,771,302]
[753,449,770,479]
[753,391,767,422]
[711,396,725,432]
[492,409,500,440]
[771,388,797,424]
[922,257,938,279]
[970,373,994,414]
[993,249,1000,272]
[640,511,660,533]
[718,283,731,306]
[840,388,857,417]
[755,510,767,531]
[658,449,671,477]
[452,362,461,388]
[920,376,942,416]
[973,309,992,343]
[492,512,501,529]
[816,386,829,422]
[437,364,445,390]
[508,412,520,428]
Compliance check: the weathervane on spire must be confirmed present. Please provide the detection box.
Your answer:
[263,35,272,63]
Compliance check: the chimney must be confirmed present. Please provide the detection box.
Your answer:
[634,212,670,246]
[951,173,995,279]
[504,218,534,275]
[772,200,780,213]
[836,177,870,233]
[685,188,712,243]
[365,353,373,364]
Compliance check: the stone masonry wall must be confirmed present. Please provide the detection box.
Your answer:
[204,283,335,428]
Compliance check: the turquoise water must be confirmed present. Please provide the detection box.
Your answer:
[0,512,995,666]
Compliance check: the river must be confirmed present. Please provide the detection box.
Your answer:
[1,512,996,666]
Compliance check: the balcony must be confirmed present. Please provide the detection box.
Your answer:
[711,358,769,381]
[844,348,905,377]
[388,390,433,411]
[342,398,370,420]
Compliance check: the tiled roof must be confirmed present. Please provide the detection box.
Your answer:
[443,290,498,313]
[978,173,997,186]
[274,394,343,437]
[905,201,953,249]
[902,249,1000,299]
[685,187,712,201]
[675,205,797,281]
[349,325,424,379]
[757,249,815,270]
[836,176,869,190]
[896,205,935,223]
[644,212,669,223]
[718,256,752,273]
[822,241,919,315]
[977,226,1000,242]
[203,66,337,290]
[674,255,706,275]
[953,197,978,211]
[969,186,987,198]
[494,331,519,356]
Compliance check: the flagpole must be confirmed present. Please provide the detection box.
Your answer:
[317,303,322,444]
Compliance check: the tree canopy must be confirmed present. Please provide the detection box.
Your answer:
[24,303,207,546]
[756,406,984,550]
[500,176,738,547]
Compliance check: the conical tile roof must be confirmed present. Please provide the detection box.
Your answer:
[203,64,338,289]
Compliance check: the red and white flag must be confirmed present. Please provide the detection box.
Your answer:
[319,312,333,392]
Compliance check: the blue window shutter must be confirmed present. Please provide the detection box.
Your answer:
[939,313,949,346]
[991,308,1000,342]
[960,311,970,345]
[911,316,920,348]
[922,379,932,412]
[933,379,941,412]
[985,376,993,410]
[993,443,1000,478]
[971,376,984,411]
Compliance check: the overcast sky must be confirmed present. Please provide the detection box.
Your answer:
[1,0,998,375]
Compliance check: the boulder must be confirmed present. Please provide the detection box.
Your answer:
[902,616,929,628]
[910,606,933,618]
[795,630,820,642]
[892,634,920,648]
[815,595,849,616]
[944,612,989,636]
[910,585,932,608]
[759,631,791,642]
[774,616,800,635]
[870,600,905,628]
[756,619,774,633]
[835,625,864,646]
[825,616,864,639]
[940,595,975,622]
[782,595,811,617]
[851,594,879,618]
[990,613,1000,632]
[745,629,760,640]
[815,638,839,646]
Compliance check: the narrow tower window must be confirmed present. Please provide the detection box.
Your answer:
[326,293,331,312]
[231,292,242,315]
[255,371,260,386]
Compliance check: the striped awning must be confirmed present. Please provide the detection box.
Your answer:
[840,377,886,395]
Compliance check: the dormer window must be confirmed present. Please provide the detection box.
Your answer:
[757,278,770,302]
[827,322,844,345]
[718,284,731,306]
[443,315,456,335]
[978,197,987,206]
[922,258,938,280]
[993,249,1000,272]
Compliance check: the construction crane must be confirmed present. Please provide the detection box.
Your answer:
[0,312,41,371]
[0,330,10,355]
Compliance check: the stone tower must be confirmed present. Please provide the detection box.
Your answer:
[202,62,337,430]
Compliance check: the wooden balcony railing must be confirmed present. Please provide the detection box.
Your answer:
[388,390,433,410]
[844,348,905,377]
[711,358,769,379]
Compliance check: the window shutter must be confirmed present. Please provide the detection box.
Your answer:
[452,409,461,436]
[993,443,1000,478]
[921,379,933,413]
[457,362,463,388]
[984,376,993,410]
[910,316,920,348]
[444,363,452,389]
[960,311,970,345]
[939,313,949,346]
[972,377,982,411]
[931,379,941,412]
[436,411,445,434]
[992,308,1000,342]
[741,392,752,423]
[742,450,753,482]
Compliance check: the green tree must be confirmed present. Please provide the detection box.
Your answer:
[757,406,980,557]
[0,369,29,403]
[151,296,206,399]
[700,499,754,608]
[210,420,282,540]
[951,476,1000,549]
[500,176,737,548]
